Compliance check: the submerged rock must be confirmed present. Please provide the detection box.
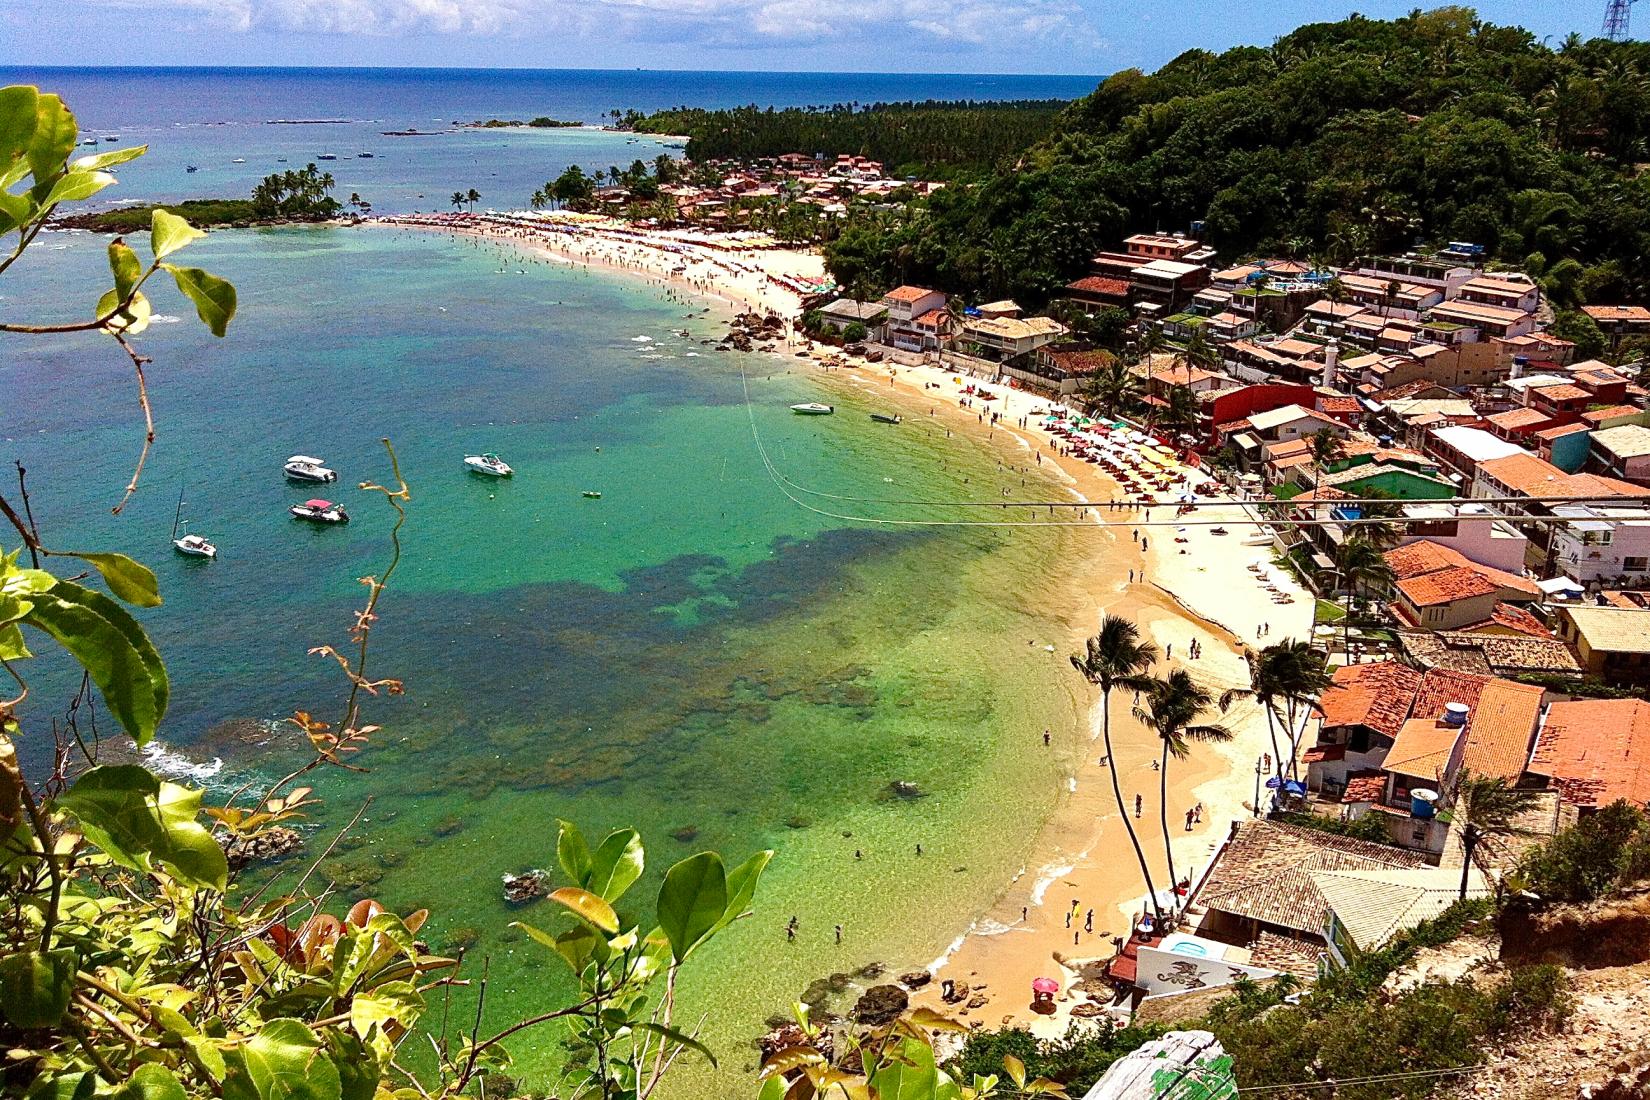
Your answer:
[889,780,923,800]
[899,970,932,989]
[220,827,304,870]
[502,869,549,905]
[670,825,700,843]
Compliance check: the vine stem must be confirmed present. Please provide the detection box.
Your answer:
[110,334,155,515]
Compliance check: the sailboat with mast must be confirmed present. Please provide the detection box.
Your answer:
[171,487,217,559]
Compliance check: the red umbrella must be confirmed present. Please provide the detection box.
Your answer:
[1031,977,1060,994]
[304,499,333,509]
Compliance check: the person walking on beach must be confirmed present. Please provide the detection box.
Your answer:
[786,916,797,942]
[1134,793,1143,818]
[1043,730,1051,747]
[1185,807,1195,832]
[1084,909,1094,933]
[835,924,843,945]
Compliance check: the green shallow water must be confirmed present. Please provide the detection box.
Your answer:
[3,226,1092,1095]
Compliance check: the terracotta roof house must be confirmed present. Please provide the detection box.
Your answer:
[1385,540,1540,631]
[1314,867,1491,961]
[1527,698,1650,810]
[1397,630,1581,678]
[1553,604,1650,687]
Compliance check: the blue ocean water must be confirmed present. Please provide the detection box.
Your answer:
[0,66,1099,214]
[0,67,1104,1092]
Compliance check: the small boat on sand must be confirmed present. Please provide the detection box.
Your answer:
[871,413,902,425]
[464,453,513,477]
[284,455,337,483]
[790,402,834,416]
[291,499,349,524]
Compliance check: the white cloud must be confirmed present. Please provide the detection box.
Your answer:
[75,0,1099,49]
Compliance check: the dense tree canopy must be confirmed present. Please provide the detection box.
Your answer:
[818,8,1650,306]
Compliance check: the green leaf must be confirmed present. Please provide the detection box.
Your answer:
[587,828,644,903]
[713,848,773,934]
[869,1037,942,1100]
[231,1019,342,1100]
[41,169,114,207]
[0,86,40,173]
[95,286,152,335]
[21,578,167,744]
[348,980,423,1057]
[163,264,236,336]
[26,94,77,190]
[65,551,161,608]
[0,623,29,661]
[512,920,607,973]
[186,1036,228,1080]
[630,1021,718,1068]
[25,1071,96,1100]
[656,852,727,962]
[0,948,75,1028]
[114,1065,187,1100]
[58,765,228,890]
[0,189,31,235]
[546,886,619,934]
[555,818,592,884]
[108,239,143,300]
[151,208,205,260]
[71,144,146,172]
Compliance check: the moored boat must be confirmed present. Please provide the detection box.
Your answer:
[291,499,349,524]
[173,534,218,558]
[582,490,602,499]
[790,402,834,415]
[871,413,902,424]
[464,452,513,477]
[283,455,337,482]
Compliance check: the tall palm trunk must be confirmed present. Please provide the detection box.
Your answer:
[1260,704,1284,805]
[1158,739,1180,923]
[1104,685,1161,926]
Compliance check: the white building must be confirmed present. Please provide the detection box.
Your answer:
[1548,503,1650,586]
[1395,502,1530,574]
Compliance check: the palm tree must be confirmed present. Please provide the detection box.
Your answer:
[1336,536,1394,602]
[1133,325,1166,430]
[1308,427,1345,488]
[1071,616,1163,925]
[1159,384,1202,437]
[529,189,547,211]
[1136,669,1232,918]
[1085,359,1142,419]
[466,188,481,212]
[450,191,465,211]
[1221,640,1331,788]
[1175,326,1221,374]
[1447,774,1541,900]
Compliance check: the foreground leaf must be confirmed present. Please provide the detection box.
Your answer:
[58,765,228,890]
[66,551,161,608]
[631,1020,718,1067]
[0,948,75,1028]
[547,886,619,934]
[95,286,152,335]
[586,827,644,903]
[163,264,236,336]
[108,238,143,300]
[657,851,727,962]
[227,1018,342,1100]
[21,578,167,743]
[114,1064,187,1100]
[151,208,205,260]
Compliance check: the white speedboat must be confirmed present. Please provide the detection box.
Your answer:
[790,402,834,415]
[291,499,349,524]
[464,453,513,477]
[283,455,337,482]
[173,533,218,558]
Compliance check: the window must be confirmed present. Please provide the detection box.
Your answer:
[1627,557,1648,572]
[1410,825,1428,845]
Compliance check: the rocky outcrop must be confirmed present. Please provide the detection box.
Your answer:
[1501,889,1650,970]
[850,984,908,1026]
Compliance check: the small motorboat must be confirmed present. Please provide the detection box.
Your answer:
[81,137,99,146]
[185,165,198,173]
[357,151,375,158]
[103,136,118,142]
[173,534,218,559]
[317,153,337,160]
[790,402,834,415]
[291,499,348,524]
[871,413,902,425]
[232,157,246,163]
[464,452,513,477]
[283,455,337,483]
[582,490,602,499]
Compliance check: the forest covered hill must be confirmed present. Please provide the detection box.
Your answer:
[814,7,1650,307]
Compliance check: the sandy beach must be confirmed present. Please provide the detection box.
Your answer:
[377,211,1314,1035]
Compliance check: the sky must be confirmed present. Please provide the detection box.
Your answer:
[1,1,1607,75]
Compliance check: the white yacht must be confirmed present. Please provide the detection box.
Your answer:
[790,402,834,415]
[464,453,513,477]
[290,499,349,524]
[173,534,218,559]
[283,455,337,482]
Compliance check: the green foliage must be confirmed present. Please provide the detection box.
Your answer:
[1517,799,1650,903]
[56,199,259,234]
[625,100,1069,174]
[947,1022,1167,1092]
[1548,308,1608,359]
[842,320,868,343]
[249,163,341,221]
[820,15,1650,305]
[1275,809,1401,847]
[1506,672,1639,698]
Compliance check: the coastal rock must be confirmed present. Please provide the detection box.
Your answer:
[670,825,700,843]
[941,980,970,1005]
[851,984,908,1026]
[856,962,885,980]
[220,826,304,870]
[898,970,932,990]
[888,780,923,800]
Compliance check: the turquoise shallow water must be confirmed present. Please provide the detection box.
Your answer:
[3,225,1092,1094]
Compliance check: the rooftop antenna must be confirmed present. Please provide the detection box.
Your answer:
[1604,0,1637,41]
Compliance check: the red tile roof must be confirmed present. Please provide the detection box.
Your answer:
[1583,405,1641,425]
[1066,275,1130,297]
[1533,383,1591,402]
[1385,541,1539,600]
[1341,771,1389,803]
[1396,567,1500,607]
[1474,603,1555,639]
[1386,541,1470,580]
[1486,408,1551,431]
[1531,699,1650,809]
[884,285,935,303]
[1320,662,1424,738]
[1581,305,1650,323]
[1455,678,1545,781]
[1385,717,1461,780]
[913,308,948,327]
